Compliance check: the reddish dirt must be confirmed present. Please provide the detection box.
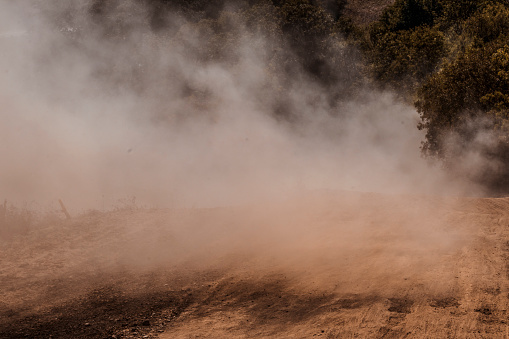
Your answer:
[1,192,509,338]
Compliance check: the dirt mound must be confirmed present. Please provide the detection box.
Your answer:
[1,192,508,338]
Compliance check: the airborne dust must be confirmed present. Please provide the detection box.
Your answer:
[0,0,477,211]
[0,1,478,299]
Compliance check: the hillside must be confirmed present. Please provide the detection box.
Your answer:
[1,191,508,338]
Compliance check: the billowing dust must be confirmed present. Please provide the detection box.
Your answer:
[0,2,505,338]
[2,191,497,338]
[0,1,477,211]
[2,192,469,296]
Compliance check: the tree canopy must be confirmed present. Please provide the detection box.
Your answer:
[82,0,509,190]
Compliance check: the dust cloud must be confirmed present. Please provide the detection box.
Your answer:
[0,0,476,212]
[0,2,483,312]
[0,1,475,287]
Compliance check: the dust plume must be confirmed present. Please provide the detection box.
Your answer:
[2,4,509,338]
[0,0,476,212]
[0,4,484,328]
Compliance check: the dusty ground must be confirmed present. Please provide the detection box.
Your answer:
[1,191,508,338]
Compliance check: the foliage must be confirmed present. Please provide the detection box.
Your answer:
[166,0,366,120]
[365,0,447,92]
[359,0,509,187]
[415,4,509,158]
[84,0,509,189]
[279,0,334,39]
[368,25,446,91]
[464,3,509,44]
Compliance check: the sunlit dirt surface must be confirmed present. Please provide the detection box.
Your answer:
[1,192,508,338]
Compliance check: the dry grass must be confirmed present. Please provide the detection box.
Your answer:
[0,202,62,241]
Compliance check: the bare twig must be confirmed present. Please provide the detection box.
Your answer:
[58,199,71,219]
[0,200,6,224]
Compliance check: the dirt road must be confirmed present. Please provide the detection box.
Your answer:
[0,192,508,338]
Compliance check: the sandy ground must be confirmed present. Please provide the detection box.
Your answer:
[0,191,508,338]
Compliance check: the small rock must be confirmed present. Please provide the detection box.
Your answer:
[84,323,91,327]
[142,320,151,326]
